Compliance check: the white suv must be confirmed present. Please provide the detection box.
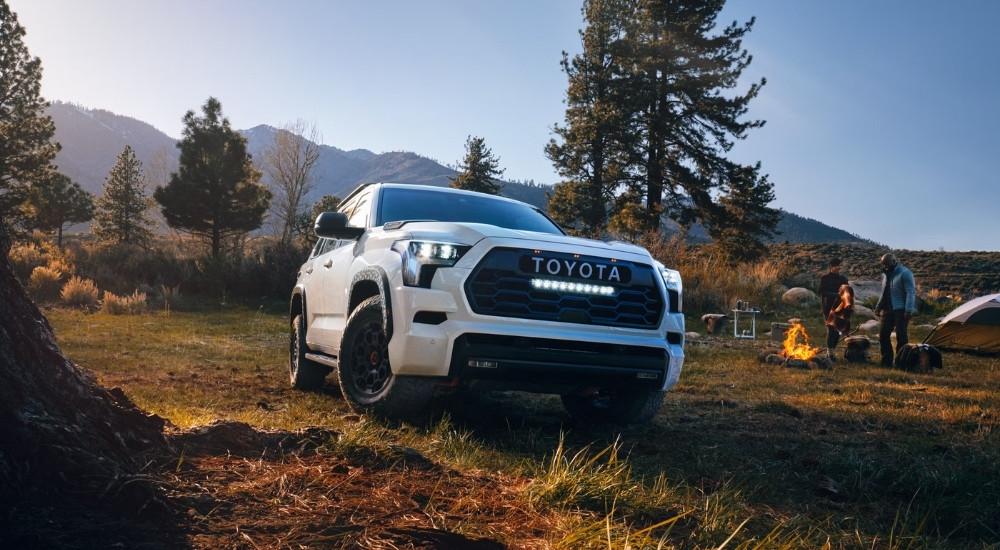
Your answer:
[289,183,685,423]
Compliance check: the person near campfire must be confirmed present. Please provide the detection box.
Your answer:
[819,258,849,361]
[874,253,917,367]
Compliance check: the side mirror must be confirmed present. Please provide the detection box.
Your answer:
[314,212,364,240]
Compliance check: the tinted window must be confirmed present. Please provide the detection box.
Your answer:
[377,187,563,234]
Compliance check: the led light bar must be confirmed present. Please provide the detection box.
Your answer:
[531,278,616,296]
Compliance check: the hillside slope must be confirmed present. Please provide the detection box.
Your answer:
[47,102,863,246]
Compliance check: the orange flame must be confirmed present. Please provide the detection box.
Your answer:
[782,323,819,360]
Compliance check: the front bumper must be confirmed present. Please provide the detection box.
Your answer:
[386,268,685,392]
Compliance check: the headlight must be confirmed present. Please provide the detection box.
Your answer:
[654,261,683,312]
[392,240,471,287]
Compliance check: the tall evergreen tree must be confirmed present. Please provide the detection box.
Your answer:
[631,0,767,236]
[548,0,778,256]
[93,145,155,246]
[153,97,270,259]
[448,136,504,195]
[0,1,60,233]
[710,161,781,263]
[22,171,94,248]
[546,0,634,235]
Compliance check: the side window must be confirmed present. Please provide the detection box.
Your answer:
[346,191,371,228]
[310,237,333,258]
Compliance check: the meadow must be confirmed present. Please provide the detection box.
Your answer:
[44,297,1000,549]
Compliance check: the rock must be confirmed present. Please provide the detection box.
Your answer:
[853,304,876,320]
[782,287,819,307]
[857,319,881,332]
[850,280,883,302]
[686,331,702,339]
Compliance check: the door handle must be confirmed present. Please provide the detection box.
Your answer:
[324,259,333,268]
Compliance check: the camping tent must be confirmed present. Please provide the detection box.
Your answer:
[924,293,1000,353]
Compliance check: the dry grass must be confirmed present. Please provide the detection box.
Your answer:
[41,299,1000,549]
[99,289,148,315]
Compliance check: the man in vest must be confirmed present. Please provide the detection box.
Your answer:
[874,253,916,367]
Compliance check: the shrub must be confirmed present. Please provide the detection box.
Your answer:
[27,266,64,303]
[641,235,787,314]
[46,257,75,279]
[9,243,47,283]
[76,243,192,295]
[99,290,148,315]
[61,276,99,308]
[152,284,183,311]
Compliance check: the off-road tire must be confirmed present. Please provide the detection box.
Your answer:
[290,314,328,391]
[561,388,666,424]
[338,296,434,419]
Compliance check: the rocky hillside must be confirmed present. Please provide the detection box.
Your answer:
[765,243,1000,296]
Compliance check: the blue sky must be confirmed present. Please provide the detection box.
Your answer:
[10,0,999,252]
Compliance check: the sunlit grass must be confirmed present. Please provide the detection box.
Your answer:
[45,301,1000,548]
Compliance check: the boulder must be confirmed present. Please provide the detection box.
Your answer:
[851,280,883,302]
[857,319,881,332]
[853,304,876,320]
[782,287,819,307]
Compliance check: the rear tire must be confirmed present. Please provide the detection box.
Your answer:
[290,314,328,391]
[338,296,434,419]
[561,388,665,424]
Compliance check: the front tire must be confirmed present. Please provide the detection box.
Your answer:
[290,314,328,391]
[338,296,434,419]
[561,388,666,424]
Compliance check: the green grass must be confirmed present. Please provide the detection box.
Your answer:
[46,302,1000,549]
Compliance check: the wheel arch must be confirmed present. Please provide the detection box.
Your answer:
[290,285,306,324]
[348,267,393,340]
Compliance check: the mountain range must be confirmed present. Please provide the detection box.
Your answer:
[45,101,870,245]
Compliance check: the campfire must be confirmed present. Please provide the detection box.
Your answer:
[759,322,831,368]
[781,322,819,361]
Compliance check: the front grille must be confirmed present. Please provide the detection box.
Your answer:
[465,248,664,329]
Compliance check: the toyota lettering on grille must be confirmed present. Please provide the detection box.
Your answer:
[519,254,632,283]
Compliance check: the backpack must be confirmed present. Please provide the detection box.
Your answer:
[894,343,943,373]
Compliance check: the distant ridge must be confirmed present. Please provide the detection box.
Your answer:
[45,101,868,245]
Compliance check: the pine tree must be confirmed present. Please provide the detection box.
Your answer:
[709,162,781,263]
[22,171,95,248]
[93,145,155,246]
[448,136,504,195]
[548,0,779,257]
[546,0,635,235]
[0,1,60,233]
[629,1,766,233]
[153,97,270,259]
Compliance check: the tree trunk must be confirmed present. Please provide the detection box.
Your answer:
[0,222,167,511]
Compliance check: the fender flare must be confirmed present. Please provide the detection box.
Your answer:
[290,285,308,322]
[349,266,394,341]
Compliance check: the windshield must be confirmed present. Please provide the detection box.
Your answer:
[377,187,564,235]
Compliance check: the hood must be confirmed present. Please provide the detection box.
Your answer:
[385,221,653,261]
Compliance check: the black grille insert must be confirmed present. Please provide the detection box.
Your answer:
[465,248,664,328]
